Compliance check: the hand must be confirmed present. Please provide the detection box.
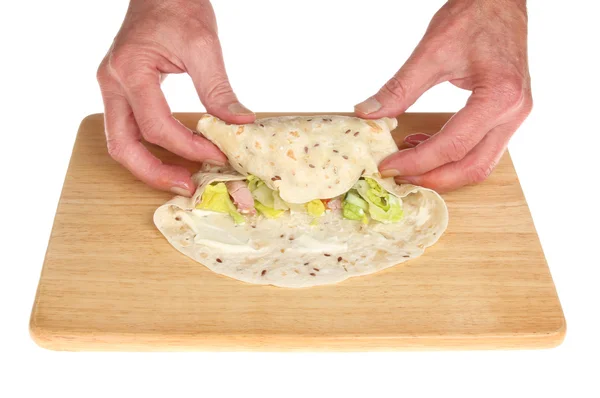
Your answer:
[97,0,255,196]
[355,0,533,192]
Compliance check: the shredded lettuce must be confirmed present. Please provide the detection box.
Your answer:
[342,190,369,224]
[306,199,325,217]
[364,178,390,211]
[247,175,287,218]
[254,201,285,219]
[198,176,401,225]
[196,183,245,224]
[354,178,403,223]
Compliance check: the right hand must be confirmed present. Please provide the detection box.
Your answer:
[97,0,254,196]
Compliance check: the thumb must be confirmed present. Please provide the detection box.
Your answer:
[354,51,443,118]
[185,36,255,124]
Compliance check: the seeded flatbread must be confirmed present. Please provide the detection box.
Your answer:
[197,114,399,203]
[153,115,449,288]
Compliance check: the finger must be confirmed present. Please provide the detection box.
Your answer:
[404,133,432,147]
[99,74,196,195]
[379,92,502,178]
[113,65,227,165]
[354,47,445,118]
[395,123,515,192]
[185,35,255,124]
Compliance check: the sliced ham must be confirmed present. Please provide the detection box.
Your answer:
[326,197,342,211]
[226,181,256,215]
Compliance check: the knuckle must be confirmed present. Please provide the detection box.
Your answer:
[139,118,166,144]
[441,137,470,163]
[189,28,219,50]
[107,46,145,87]
[522,93,534,116]
[494,75,527,110]
[106,138,125,162]
[204,79,234,102]
[467,161,496,184]
[419,39,450,67]
[380,75,408,103]
[96,60,109,85]
[107,47,130,75]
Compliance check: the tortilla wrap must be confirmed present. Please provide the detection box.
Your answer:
[153,115,448,288]
[197,114,400,203]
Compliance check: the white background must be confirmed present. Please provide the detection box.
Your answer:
[1,1,599,397]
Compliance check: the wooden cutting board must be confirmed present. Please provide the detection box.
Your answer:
[29,113,565,351]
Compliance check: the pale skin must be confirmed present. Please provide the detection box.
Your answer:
[98,0,532,196]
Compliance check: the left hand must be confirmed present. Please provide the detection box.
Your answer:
[354,0,533,192]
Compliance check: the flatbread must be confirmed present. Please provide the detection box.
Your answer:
[154,165,447,288]
[197,114,399,203]
[153,114,448,288]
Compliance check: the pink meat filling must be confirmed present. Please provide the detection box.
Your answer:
[225,181,256,215]
[326,198,342,211]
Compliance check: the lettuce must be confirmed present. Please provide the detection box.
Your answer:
[254,201,285,219]
[342,190,369,224]
[364,177,390,211]
[247,175,287,218]
[354,178,403,223]
[196,183,245,224]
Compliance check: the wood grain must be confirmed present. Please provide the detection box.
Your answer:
[29,113,566,351]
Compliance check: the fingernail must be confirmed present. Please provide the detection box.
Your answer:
[204,159,227,167]
[380,169,401,178]
[228,102,254,116]
[395,175,418,185]
[354,97,382,115]
[170,186,192,197]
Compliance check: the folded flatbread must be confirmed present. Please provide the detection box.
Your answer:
[154,115,448,288]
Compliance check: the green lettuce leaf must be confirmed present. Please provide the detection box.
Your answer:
[364,177,390,210]
[196,183,245,224]
[254,201,285,219]
[247,175,287,218]
[354,178,403,223]
[342,190,369,224]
